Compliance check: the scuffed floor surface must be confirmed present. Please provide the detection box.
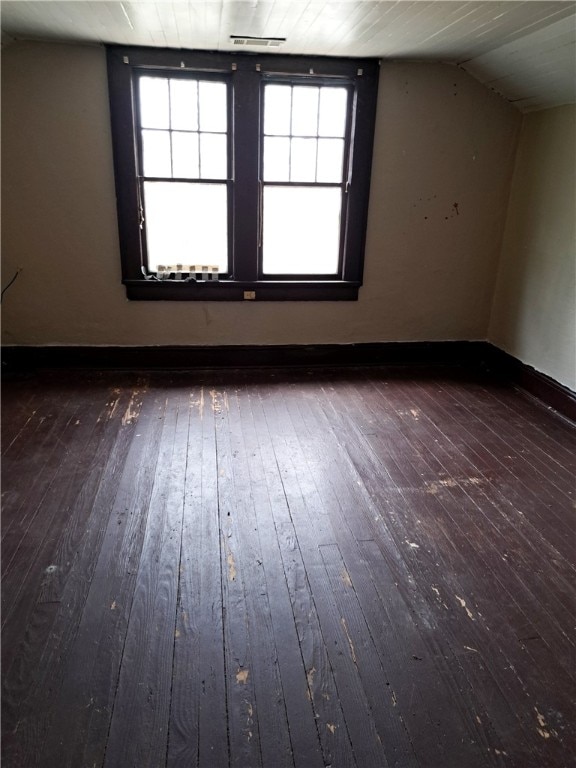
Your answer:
[2,367,575,768]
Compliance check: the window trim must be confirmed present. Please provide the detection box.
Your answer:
[106,46,379,301]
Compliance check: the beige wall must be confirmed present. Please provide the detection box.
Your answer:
[489,106,576,392]
[2,40,520,347]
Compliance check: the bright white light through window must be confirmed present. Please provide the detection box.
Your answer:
[139,76,227,180]
[144,182,228,272]
[169,79,198,130]
[291,87,319,135]
[263,187,341,274]
[263,85,291,135]
[262,84,348,275]
[171,131,199,178]
[142,129,171,177]
[138,76,228,273]
[139,77,170,129]
[318,88,348,137]
[262,84,348,183]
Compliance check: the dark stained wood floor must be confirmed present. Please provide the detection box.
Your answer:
[2,367,575,768]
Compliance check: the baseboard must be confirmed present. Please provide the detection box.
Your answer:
[482,345,576,422]
[2,341,574,422]
[1,341,488,372]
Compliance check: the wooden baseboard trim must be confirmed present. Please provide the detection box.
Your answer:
[1,341,488,372]
[481,345,576,422]
[2,341,574,422]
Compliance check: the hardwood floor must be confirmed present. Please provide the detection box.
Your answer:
[2,367,575,768]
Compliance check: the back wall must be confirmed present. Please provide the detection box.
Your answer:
[1,40,520,347]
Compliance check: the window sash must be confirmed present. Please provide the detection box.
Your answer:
[134,71,234,277]
[259,78,353,280]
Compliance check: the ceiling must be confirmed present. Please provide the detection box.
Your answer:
[2,1,575,112]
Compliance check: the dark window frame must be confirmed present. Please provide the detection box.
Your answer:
[135,70,235,279]
[106,46,379,301]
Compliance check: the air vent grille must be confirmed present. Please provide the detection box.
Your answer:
[230,35,285,48]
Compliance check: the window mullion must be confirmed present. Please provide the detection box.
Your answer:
[232,68,261,282]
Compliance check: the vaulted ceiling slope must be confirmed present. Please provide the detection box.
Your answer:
[1,1,575,112]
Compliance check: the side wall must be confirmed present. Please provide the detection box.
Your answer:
[489,105,576,392]
[2,41,520,347]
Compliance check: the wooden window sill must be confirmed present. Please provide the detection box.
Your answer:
[123,279,361,301]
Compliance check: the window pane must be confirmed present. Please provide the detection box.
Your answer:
[262,186,341,274]
[142,130,172,177]
[291,86,319,136]
[170,79,198,130]
[144,181,228,272]
[199,133,227,179]
[263,137,290,182]
[198,81,227,133]
[290,138,317,182]
[139,77,170,129]
[318,88,348,137]
[316,138,345,183]
[172,132,199,178]
[264,85,291,136]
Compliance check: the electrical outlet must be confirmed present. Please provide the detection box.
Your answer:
[244,291,256,300]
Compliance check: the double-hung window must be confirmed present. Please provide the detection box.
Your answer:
[107,47,379,300]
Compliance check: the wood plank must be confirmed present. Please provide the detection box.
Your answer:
[438,379,575,502]
[257,378,394,768]
[28,388,167,768]
[1,383,135,676]
[354,376,574,674]
[459,379,576,476]
[2,378,152,766]
[314,401,538,765]
[320,372,575,766]
[167,383,229,768]
[214,379,294,768]
[249,378,358,768]
[1,385,123,658]
[235,380,326,768]
[211,382,265,768]
[405,375,576,563]
[284,374,494,767]
[376,376,576,623]
[103,386,190,767]
[1,385,81,543]
[0,375,40,455]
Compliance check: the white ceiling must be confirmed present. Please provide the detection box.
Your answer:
[2,1,575,112]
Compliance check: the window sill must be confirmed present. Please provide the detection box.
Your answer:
[124,279,361,301]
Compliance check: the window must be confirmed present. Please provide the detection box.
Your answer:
[107,47,379,300]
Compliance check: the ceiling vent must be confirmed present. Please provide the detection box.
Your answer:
[230,35,285,48]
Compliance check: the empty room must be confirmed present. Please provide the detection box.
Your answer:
[1,2,575,767]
